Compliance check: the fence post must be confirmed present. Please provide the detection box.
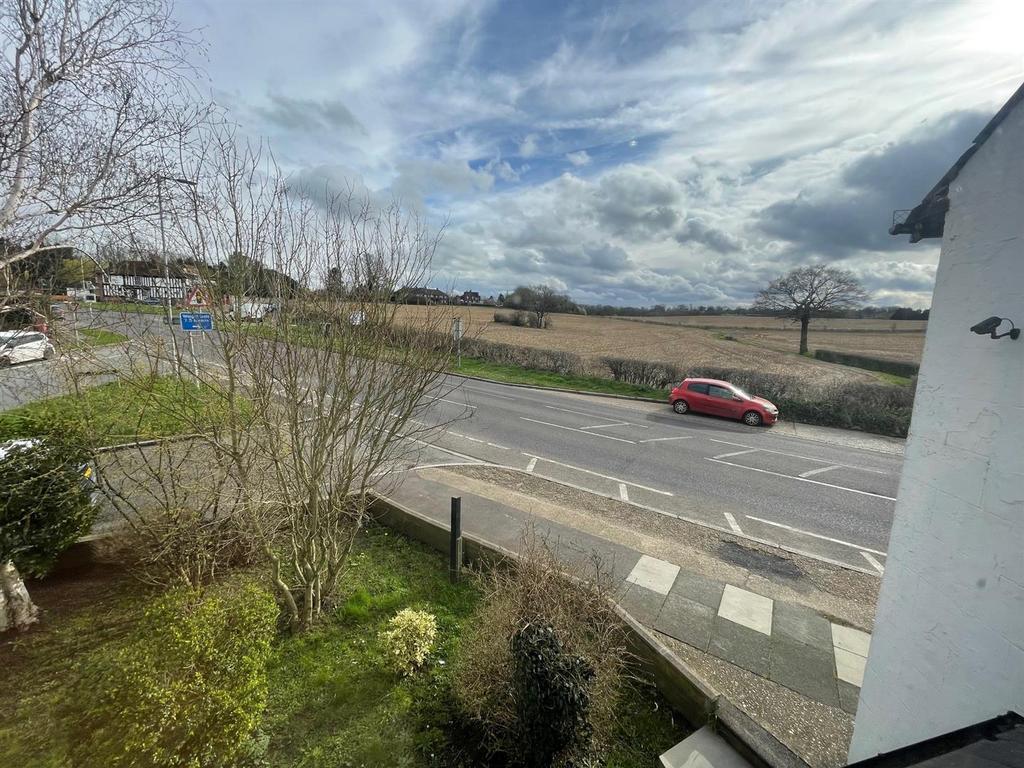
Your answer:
[449,496,462,583]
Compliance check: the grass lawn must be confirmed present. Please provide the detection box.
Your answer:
[67,327,129,348]
[0,376,247,443]
[455,356,668,400]
[0,526,687,767]
[870,371,914,387]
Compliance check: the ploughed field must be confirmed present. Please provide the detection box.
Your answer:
[394,306,923,385]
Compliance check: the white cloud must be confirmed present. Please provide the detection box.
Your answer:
[565,150,591,166]
[519,133,539,158]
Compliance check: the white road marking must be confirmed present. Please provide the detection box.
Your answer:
[723,512,742,534]
[745,515,887,556]
[403,437,483,464]
[707,438,890,475]
[618,483,629,501]
[525,457,538,473]
[707,458,897,501]
[519,416,636,444]
[638,436,694,443]
[718,585,773,635]
[626,555,679,595]
[580,421,629,430]
[713,448,759,459]
[800,464,841,478]
[464,387,517,400]
[522,453,673,496]
[543,404,650,428]
[861,551,885,574]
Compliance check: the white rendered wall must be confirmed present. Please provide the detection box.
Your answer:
[849,102,1024,760]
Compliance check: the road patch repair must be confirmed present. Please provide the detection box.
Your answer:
[384,463,881,768]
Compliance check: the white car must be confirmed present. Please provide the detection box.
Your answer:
[0,331,55,366]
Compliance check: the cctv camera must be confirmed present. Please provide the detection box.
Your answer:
[970,316,1003,335]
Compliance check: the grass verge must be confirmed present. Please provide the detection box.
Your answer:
[454,356,668,400]
[67,327,129,348]
[0,525,686,767]
[0,376,247,443]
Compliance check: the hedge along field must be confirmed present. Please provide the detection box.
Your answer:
[395,306,885,387]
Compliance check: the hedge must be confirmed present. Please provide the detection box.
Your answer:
[814,349,919,378]
[601,357,682,389]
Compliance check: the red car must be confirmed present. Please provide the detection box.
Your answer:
[669,377,779,427]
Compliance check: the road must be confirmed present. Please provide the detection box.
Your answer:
[0,311,902,573]
[409,376,901,573]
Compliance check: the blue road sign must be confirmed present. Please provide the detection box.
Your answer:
[179,311,213,332]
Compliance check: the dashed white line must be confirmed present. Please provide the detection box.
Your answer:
[618,483,629,501]
[525,457,538,473]
[424,395,476,409]
[707,459,897,501]
[522,453,673,496]
[861,551,885,574]
[403,437,483,463]
[580,422,629,430]
[800,464,842,478]
[519,416,636,444]
[723,512,742,534]
[542,404,649,428]
[638,436,694,443]
[745,515,887,556]
[713,448,759,459]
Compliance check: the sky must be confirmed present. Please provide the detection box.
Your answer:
[178,0,1024,308]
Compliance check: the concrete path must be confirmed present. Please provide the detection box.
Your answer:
[383,466,870,716]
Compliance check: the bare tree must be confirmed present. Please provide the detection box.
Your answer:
[0,0,207,270]
[78,132,460,632]
[753,265,869,354]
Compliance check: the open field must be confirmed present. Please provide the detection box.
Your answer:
[396,306,913,385]
[622,315,928,333]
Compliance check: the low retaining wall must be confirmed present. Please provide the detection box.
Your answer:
[369,493,808,768]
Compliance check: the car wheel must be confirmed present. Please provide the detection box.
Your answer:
[743,410,763,427]
[672,399,689,414]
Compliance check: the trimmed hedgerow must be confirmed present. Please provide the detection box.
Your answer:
[63,581,278,768]
[601,357,682,389]
[814,349,919,378]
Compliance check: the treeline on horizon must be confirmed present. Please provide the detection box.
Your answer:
[579,303,930,320]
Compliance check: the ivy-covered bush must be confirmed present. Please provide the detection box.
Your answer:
[64,581,278,768]
[379,607,438,676]
[512,620,595,768]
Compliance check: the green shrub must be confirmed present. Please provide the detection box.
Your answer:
[512,620,595,768]
[379,607,438,676]
[0,428,96,578]
[602,357,682,389]
[64,581,278,768]
[461,337,582,376]
[814,349,919,377]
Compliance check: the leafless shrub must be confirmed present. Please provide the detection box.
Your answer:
[455,528,629,761]
[602,356,681,389]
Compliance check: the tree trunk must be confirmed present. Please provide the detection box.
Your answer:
[0,560,39,633]
[799,314,810,355]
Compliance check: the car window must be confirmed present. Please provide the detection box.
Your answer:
[708,385,734,400]
[732,386,751,400]
[686,382,709,394]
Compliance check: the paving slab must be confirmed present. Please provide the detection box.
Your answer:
[773,600,833,651]
[834,646,867,687]
[626,554,680,595]
[718,584,774,635]
[659,725,755,768]
[670,568,726,609]
[831,623,871,657]
[654,592,715,651]
[769,635,840,707]
[838,680,861,716]
[618,583,667,626]
[709,615,771,677]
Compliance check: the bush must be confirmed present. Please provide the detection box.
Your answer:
[379,607,438,676]
[512,620,595,768]
[814,349,919,378]
[0,428,95,579]
[602,357,682,389]
[454,530,626,763]
[461,337,582,376]
[64,581,278,768]
[493,310,545,329]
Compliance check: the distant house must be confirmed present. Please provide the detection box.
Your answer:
[392,287,450,305]
[98,260,199,303]
[458,290,481,305]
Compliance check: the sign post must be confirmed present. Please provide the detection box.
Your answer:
[178,311,213,385]
[452,316,464,368]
